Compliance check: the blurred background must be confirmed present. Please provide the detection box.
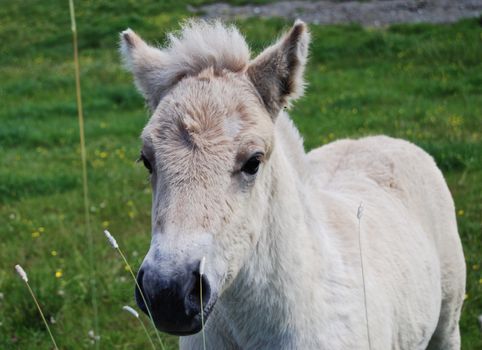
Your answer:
[0,0,481,348]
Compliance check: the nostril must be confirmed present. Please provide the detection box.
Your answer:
[135,268,148,315]
[185,272,211,316]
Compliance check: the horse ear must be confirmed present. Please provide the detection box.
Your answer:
[247,20,310,118]
[120,29,166,111]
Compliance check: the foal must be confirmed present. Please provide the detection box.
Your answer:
[121,20,465,349]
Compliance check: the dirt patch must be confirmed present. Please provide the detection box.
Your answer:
[193,0,482,27]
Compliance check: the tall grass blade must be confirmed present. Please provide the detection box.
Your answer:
[104,230,166,350]
[68,0,99,347]
[357,203,372,350]
[15,265,59,350]
[123,305,156,350]
[199,257,207,350]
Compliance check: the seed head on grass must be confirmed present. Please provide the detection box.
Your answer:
[123,305,139,318]
[15,264,28,282]
[102,230,165,350]
[199,256,206,276]
[357,202,364,220]
[123,305,156,350]
[104,229,119,249]
[15,264,59,350]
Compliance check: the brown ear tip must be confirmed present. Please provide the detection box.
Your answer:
[289,20,308,41]
[121,28,136,47]
[293,19,307,32]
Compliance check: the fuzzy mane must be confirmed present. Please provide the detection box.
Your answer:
[121,20,251,110]
[164,20,251,75]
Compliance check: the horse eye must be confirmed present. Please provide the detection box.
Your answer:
[241,154,262,175]
[138,153,153,174]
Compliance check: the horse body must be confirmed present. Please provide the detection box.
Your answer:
[120,19,465,350]
[180,113,465,349]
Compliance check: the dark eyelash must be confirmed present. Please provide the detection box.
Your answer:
[137,152,153,174]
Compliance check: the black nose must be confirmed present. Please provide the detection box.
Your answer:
[135,261,211,335]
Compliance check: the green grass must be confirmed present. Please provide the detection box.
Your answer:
[0,1,481,349]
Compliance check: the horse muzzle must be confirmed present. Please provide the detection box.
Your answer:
[135,260,214,335]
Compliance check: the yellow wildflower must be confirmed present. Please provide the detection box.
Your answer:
[102,221,109,228]
[116,149,126,159]
[448,115,463,128]
[55,269,63,278]
[32,231,40,238]
[51,250,57,257]
[457,209,464,216]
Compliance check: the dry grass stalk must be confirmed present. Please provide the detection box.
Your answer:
[199,256,207,350]
[15,265,59,350]
[357,203,372,350]
[68,0,99,345]
[103,230,166,350]
[123,305,156,350]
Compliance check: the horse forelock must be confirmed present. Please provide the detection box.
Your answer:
[160,20,251,86]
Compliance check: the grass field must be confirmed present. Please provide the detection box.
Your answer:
[0,1,481,349]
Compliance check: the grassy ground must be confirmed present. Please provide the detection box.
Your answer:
[0,1,480,349]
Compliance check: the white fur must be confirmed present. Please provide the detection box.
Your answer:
[181,114,466,350]
[121,20,465,350]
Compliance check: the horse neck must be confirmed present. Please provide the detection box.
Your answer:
[251,112,336,295]
[219,116,342,345]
